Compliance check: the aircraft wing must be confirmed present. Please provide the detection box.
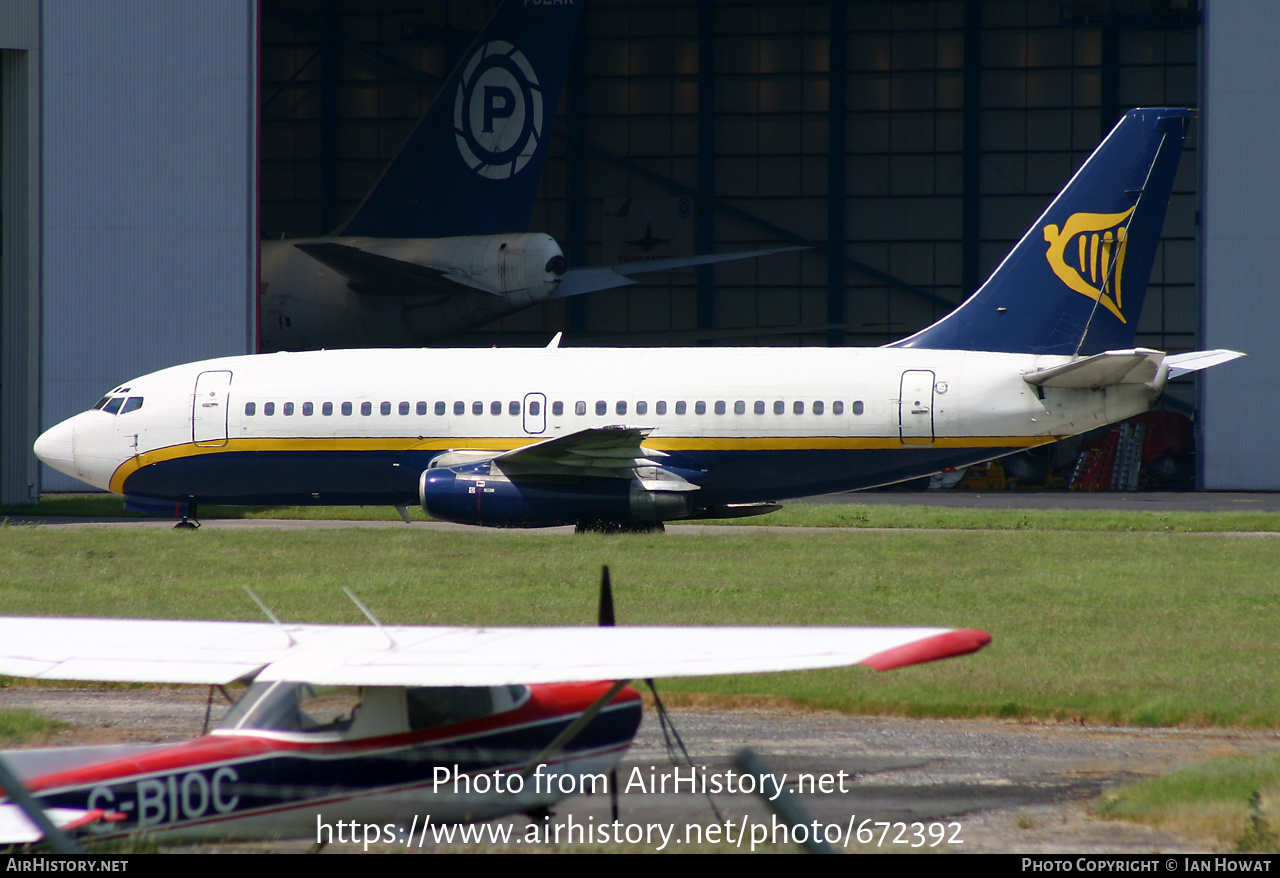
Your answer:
[0,617,991,688]
[553,246,809,299]
[294,242,498,298]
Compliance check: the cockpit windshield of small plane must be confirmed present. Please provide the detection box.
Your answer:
[217,681,529,738]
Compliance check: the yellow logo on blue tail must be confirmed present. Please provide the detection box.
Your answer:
[1042,207,1135,323]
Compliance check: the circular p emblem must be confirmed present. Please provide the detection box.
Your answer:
[454,40,543,180]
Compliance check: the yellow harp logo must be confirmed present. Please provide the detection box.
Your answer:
[1042,207,1135,323]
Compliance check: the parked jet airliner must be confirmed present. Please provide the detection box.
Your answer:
[261,0,796,350]
[36,109,1241,529]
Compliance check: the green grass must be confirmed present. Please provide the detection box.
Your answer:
[0,526,1277,727]
[10,494,1280,531]
[0,708,65,745]
[1096,755,1280,851]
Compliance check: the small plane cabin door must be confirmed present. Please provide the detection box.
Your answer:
[899,370,936,445]
[192,370,233,446]
[522,392,547,434]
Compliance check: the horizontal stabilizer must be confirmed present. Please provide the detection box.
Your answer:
[1023,348,1165,389]
[553,246,808,300]
[295,242,496,298]
[1165,349,1246,379]
[0,616,992,688]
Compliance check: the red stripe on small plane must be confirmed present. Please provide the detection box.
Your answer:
[860,629,992,672]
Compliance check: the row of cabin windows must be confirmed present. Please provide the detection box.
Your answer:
[242,399,868,417]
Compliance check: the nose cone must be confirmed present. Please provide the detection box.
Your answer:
[34,418,76,478]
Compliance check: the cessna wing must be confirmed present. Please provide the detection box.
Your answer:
[0,617,991,688]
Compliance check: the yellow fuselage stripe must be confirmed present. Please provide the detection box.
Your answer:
[109,434,1060,495]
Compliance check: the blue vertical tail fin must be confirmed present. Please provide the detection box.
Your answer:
[891,108,1193,355]
[337,0,583,239]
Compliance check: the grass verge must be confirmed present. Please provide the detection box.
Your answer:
[1096,755,1280,852]
[0,526,1276,727]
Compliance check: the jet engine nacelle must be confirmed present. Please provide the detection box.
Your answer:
[419,465,694,528]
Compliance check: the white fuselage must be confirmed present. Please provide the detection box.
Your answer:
[35,345,1163,519]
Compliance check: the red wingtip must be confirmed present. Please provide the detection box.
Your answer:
[860,628,993,672]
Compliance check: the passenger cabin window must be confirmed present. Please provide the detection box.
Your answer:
[552,401,563,416]
[656,401,667,415]
[400,402,411,416]
[472,401,483,416]
[302,402,313,416]
[528,401,540,416]
[852,400,864,415]
[636,401,647,415]
[832,401,844,415]
[490,401,502,416]
[341,402,353,416]
[382,402,392,416]
[361,402,372,416]
[509,401,520,416]
[793,401,805,415]
[243,402,255,416]
[774,401,785,415]
[433,402,445,416]
[675,401,686,415]
[121,397,144,414]
[754,401,765,415]
[264,402,275,416]
[575,401,586,416]
[734,401,746,415]
[283,402,295,416]
[322,402,333,416]
[695,401,707,415]
[813,401,824,415]
[714,401,726,415]
[616,401,627,416]
[454,401,465,416]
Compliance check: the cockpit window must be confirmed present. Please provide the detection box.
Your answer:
[219,681,363,733]
[93,396,111,410]
[121,397,144,414]
[103,397,124,415]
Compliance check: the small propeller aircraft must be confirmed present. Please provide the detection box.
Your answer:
[0,581,991,848]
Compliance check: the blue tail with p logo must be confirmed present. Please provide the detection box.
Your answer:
[892,108,1192,356]
[338,0,583,239]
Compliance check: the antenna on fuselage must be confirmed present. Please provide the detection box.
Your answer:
[244,586,297,648]
[342,586,397,649]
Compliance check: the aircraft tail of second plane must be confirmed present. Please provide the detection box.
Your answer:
[336,0,583,240]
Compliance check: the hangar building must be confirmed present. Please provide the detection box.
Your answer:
[1,0,1272,498]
